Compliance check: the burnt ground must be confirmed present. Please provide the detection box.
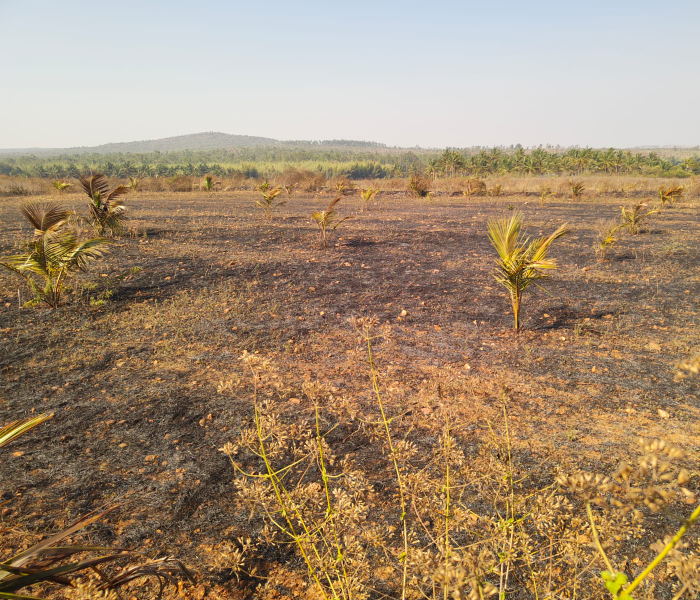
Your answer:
[1,190,699,598]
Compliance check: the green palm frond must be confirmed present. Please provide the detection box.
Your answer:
[620,201,659,235]
[596,221,623,261]
[360,188,378,209]
[52,180,71,193]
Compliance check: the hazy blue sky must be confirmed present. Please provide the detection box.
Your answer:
[1,0,698,149]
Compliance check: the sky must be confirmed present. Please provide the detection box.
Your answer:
[0,0,699,149]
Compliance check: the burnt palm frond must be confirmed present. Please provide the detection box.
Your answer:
[78,173,128,236]
[106,185,129,202]
[1,419,193,599]
[78,174,110,200]
[20,202,72,235]
[658,185,684,207]
[0,506,193,599]
[99,556,195,599]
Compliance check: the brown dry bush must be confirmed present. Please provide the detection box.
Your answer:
[463,178,487,198]
[166,175,195,192]
[218,329,700,600]
[0,177,52,197]
[277,168,326,192]
[137,177,165,192]
[431,177,464,196]
[685,177,700,199]
[408,175,431,198]
[380,178,407,192]
[221,174,247,191]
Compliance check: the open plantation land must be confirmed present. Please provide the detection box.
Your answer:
[1,179,699,599]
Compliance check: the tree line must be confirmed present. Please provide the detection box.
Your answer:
[1,146,698,180]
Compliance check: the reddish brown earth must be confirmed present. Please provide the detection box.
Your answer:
[1,190,698,598]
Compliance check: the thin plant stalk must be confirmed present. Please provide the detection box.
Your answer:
[443,417,451,600]
[316,406,352,600]
[252,400,332,600]
[365,334,409,600]
[618,501,700,600]
[586,503,615,575]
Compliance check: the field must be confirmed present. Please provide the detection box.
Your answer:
[1,179,699,599]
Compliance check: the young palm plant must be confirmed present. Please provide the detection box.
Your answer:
[569,180,585,199]
[312,196,350,248]
[596,220,623,261]
[335,177,355,196]
[489,184,503,197]
[360,187,378,211]
[129,176,139,193]
[0,202,110,309]
[79,173,129,236]
[256,183,286,219]
[488,213,569,329]
[619,201,659,235]
[658,185,684,207]
[52,179,71,194]
[203,174,220,192]
[538,185,554,205]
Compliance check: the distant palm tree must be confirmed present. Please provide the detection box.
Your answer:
[439,149,465,178]
[681,158,699,174]
[425,159,442,180]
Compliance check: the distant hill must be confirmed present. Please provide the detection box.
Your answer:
[0,132,389,157]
